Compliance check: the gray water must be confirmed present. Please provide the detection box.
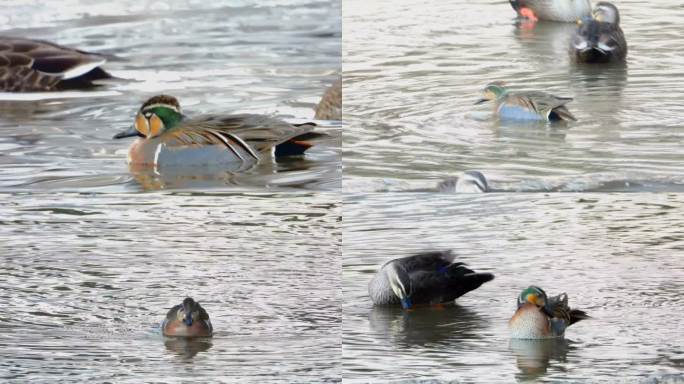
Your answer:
[343,193,684,383]
[0,192,341,383]
[0,0,341,192]
[343,0,684,192]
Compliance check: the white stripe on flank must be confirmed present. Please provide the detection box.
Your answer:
[61,59,106,80]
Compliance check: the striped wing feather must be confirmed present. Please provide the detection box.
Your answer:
[164,114,314,154]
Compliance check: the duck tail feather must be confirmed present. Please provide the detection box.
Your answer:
[569,309,590,325]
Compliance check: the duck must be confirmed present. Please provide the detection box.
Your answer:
[570,2,627,63]
[0,36,112,92]
[509,0,591,22]
[509,286,589,339]
[368,251,494,309]
[162,297,213,337]
[436,171,489,193]
[475,82,577,122]
[113,95,320,168]
[314,78,341,120]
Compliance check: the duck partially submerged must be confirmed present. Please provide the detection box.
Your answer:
[162,297,213,337]
[571,2,627,63]
[114,95,320,168]
[509,0,591,22]
[509,286,589,339]
[437,171,489,193]
[476,82,577,122]
[0,36,112,92]
[368,251,494,309]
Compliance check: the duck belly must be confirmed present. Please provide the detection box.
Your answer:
[509,304,555,339]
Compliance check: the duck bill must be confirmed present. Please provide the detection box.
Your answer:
[474,98,489,105]
[113,125,142,139]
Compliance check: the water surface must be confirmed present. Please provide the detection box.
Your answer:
[0,192,341,382]
[343,0,684,192]
[343,193,684,382]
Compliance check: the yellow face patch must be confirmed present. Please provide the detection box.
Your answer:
[135,113,150,137]
[526,293,544,306]
[148,114,165,138]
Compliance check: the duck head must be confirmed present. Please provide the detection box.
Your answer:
[475,82,507,105]
[177,297,203,326]
[517,286,548,308]
[592,2,620,24]
[386,263,412,309]
[114,95,184,139]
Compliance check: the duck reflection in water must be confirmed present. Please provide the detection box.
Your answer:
[368,304,488,348]
[509,338,572,380]
[164,338,213,359]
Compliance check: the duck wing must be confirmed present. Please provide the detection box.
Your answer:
[165,114,315,155]
[544,292,589,330]
[393,250,457,273]
[407,262,494,304]
[0,36,111,91]
[508,91,575,121]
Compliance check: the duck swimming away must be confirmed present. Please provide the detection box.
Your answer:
[113,95,320,168]
[476,82,577,122]
[509,286,589,339]
[571,2,627,63]
[162,297,213,337]
[369,251,494,309]
[0,36,112,92]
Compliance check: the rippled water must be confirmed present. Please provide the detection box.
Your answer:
[343,0,684,192]
[343,193,684,382]
[0,0,341,192]
[0,192,341,382]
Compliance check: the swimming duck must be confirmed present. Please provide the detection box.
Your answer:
[368,251,494,309]
[509,0,591,22]
[476,82,577,122]
[0,36,112,92]
[314,79,341,120]
[113,95,319,168]
[509,286,589,339]
[571,2,627,63]
[437,171,489,193]
[162,297,213,337]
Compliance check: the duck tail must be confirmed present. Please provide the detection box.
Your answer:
[274,139,313,157]
[445,264,494,298]
[569,309,590,325]
[550,106,577,121]
[274,131,329,157]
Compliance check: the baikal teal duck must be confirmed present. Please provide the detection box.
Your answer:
[571,2,627,63]
[509,286,589,339]
[509,0,591,22]
[475,82,577,122]
[114,95,321,169]
[0,36,111,92]
[162,297,213,337]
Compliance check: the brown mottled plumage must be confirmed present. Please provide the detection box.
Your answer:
[0,36,112,92]
[314,79,341,120]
